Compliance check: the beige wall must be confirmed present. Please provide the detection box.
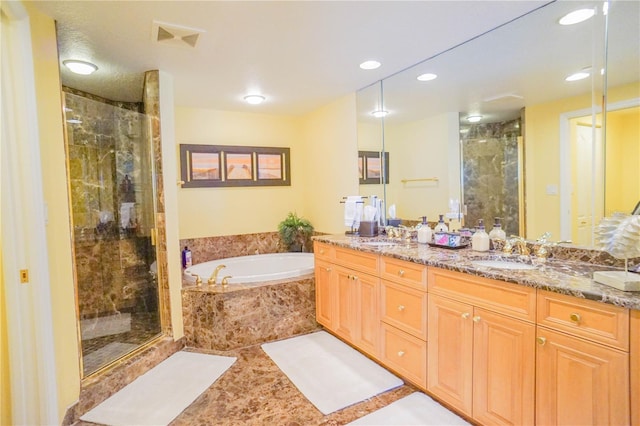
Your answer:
[385,112,459,222]
[26,4,81,421]
[525,81,640,239]
[301,94,359,234]
[175,108,307,238]
[0,252,10,426]
[605,106,640,215]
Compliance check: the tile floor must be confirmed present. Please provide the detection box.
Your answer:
[77,340,422,425]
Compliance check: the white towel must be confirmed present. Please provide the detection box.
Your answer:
[344,196,363,228]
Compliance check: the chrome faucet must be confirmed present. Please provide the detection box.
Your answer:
[208,264,226,286]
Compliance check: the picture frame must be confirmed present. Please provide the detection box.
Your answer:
[359,151,389,185]
[180,144,290,188]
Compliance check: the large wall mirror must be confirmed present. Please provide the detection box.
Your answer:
[356,0,639,248]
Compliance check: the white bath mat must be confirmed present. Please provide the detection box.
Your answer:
[83,342,137,373]
[261,331,403,415]
[348,392,471,425]
[80,351,236,426]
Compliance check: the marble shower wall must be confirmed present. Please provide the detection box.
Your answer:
[461,117,522,236]
[64,90,157,319]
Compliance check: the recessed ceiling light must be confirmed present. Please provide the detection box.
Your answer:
[565,71,590,81]
[558,8,595,25]
[371,110,388,118]
[467,115,482,123]
[63,59,98,75]
[244,95,266,105]
[360,60,381,70]
[417,73,437,82]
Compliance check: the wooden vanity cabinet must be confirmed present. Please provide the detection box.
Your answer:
[427,268,536,426]
[632,310,640,426]
[313,242,380,359]
[536,290,630,426]
[379,256,428,389]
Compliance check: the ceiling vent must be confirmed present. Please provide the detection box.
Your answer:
[151,20,205,48]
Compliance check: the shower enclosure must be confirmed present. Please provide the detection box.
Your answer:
[63,91,161,376]
[460,117,523,237]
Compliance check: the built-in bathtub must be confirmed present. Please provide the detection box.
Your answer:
[183,252,314,285]
[181,252,320,350]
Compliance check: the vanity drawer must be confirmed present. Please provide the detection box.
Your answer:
[380,323,427,390]
[314,242,335,261]
[428,267,536,322]
[334,246,379,275]
[380,256,427,291]
[537,290,629,351]
[381,280,427,339]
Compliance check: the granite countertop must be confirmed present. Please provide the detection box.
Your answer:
[314,234,640,311]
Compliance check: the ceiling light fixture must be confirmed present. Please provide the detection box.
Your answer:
[565,70,590,81]
[63,59,98,75]
[360,60,381,70]
[466,115,482,123]
[244,95,266,105]
[417,73,437,82]
[558,8,595,25]
[371,110,388,118]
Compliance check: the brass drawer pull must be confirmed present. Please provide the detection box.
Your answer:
[570,313,581,323]
[537,336,547,346]
[324,267,331,272]
[397,351,405,357]
[461,312,470,319]
[398,270,405,277]
[352,275,358,281]
[397,305,405,312]
[319,249,325,254]
[473,316,481,323]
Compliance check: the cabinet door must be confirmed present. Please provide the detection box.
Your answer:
[536,327,630,426]
[427,294,474,416]
[355,273,379,357]
[334,266,357,341]
[472,308,535,426]
[314,259,334,329]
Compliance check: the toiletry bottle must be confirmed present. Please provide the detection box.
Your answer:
[434,214,449,233]
[472,219,490,252]
[488,217,507,249]
[417,216,433,244]
[182,246,192,268]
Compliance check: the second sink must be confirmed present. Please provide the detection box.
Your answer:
[471,260,536,270]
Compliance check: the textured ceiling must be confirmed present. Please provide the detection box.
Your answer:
[32,1,551,115]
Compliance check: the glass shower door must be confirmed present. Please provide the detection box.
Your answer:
[64,92,162,376]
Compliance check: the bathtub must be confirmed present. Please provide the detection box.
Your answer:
[183,252,314,284]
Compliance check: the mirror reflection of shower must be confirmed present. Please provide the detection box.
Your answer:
[63,91,161,376]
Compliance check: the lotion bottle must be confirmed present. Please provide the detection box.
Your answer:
[488,217,507,246]
[417,216,432,244]
[182,246,192,268]
[434,214,449,233]
[471,219,490,252]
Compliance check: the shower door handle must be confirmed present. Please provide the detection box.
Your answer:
[151,228,157,246]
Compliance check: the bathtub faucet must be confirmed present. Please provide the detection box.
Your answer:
[208,264,227,286]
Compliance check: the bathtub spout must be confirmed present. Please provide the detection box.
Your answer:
[208,264,226,286]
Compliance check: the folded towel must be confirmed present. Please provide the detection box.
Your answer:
[344,196,362,228]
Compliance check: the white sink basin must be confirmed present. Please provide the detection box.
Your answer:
[471,260,536,270]
[361,241,398,247]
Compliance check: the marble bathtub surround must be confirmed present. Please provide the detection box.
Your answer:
[180,230,322,267]
[182,276,320,351]
[314,235,640,310]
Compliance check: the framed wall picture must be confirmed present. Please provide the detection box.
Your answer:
[180,144,290,187]
[359,151,389,184]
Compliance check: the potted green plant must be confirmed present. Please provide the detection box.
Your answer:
[278,212,314,252]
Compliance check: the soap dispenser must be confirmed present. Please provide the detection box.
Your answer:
[488,217,507,246]
[471,219,490,252]
[417,216,433,244]
[434,214,449,233]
